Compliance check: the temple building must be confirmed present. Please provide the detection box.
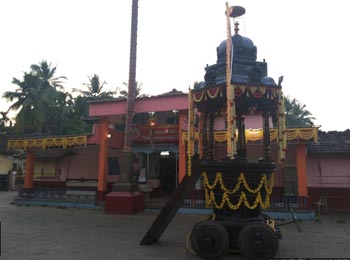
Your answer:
[8,20,349,213]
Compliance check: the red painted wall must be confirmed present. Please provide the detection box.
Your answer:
[307,154,350,188]
[213,114,267,130]
[87,124,124,149]
[89,94,188,117]
[59,145,99,180]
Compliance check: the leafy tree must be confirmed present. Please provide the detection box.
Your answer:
[61,95,94,134]
[0,110,11,152]
[45,91,75,135]
[284,96,315,127]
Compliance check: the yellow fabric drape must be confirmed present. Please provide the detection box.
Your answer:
[182,127,318,145]
[8,136,87,150]
[192,85,281,104]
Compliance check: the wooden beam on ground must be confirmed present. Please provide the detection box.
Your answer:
[140,157,201,245]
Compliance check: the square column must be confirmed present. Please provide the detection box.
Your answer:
[296,144,308,196]
[97,118,108,201]
[24,150,34,189]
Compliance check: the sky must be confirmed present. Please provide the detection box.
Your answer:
[1,0,349,132]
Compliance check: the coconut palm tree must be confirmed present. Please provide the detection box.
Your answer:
[285,96,315,127]
[3,61,67,134]
[73,74,115,100]
[30,60,67,90]
[71,74,115,135]
[118,81,146,98]
[0,110,12,128]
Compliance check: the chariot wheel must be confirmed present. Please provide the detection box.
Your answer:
[190,220,229,259]
[238,223,279,260]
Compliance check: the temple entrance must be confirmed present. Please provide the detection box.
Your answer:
[158,155,177,196]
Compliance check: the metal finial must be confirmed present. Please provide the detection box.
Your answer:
[234,21,239,34]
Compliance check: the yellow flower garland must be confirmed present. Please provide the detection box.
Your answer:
[202,171,274,210]
[207,87,222,99]
[187,89,195,176]
[277,91,287,162]
[192,91,205,102]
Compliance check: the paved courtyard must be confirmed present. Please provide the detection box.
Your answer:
[1,191,350,260]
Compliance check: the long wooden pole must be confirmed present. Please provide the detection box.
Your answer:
[225,3,236,159]
[124,0,138,151]
[117,0,139,189]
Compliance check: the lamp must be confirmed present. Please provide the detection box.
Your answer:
[148,116,157,147]
[148,117,157,128]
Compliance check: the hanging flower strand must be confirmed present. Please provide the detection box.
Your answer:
[225,3,236,158]
[187,88,195,176]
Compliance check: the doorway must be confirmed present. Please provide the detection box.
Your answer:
[158,156,177,196]
[283,166,298,196]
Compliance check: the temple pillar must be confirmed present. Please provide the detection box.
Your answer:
[178,110,187,182]
[97,118,108,201]
[24,150,35,189]
[296,144,308,196]
[200,113,209,160]
[236,115,247,159]
[262,111,271,161]
[208,112,215,160]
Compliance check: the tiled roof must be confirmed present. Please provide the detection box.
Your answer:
[158,88,185,96]
[308,129,350,154]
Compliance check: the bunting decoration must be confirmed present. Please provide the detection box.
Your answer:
[182,127,318,145]
[8,135,87,150]
[192,85,280,104]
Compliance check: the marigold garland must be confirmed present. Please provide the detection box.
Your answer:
[193,91,205,102]
[187,89,195,176]
[207,87,222,99]
[277,91,287,162]
[202,171,274,210]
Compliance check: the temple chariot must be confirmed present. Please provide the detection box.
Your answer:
[186,4,287,259]
[142,4,289,260]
